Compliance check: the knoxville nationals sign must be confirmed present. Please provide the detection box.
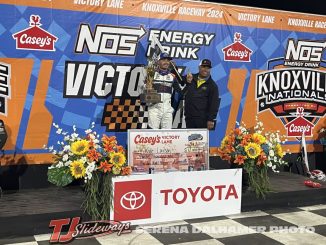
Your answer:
[255,39,326,138]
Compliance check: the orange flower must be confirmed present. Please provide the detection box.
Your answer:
[234,155,246,165]
[116,145,125,154]
[220,153,231,162]
[102,135,117,145]
[217,148,226,157]
[98,161,114,173]
[87,149,102,162]
[121,166,132,175]
[252,137,258,144]
[85,135,96,148]
[225,144,235,154]
[240,134,251,146]
[257,153,267,165]
[104,144,115,153]
[88,140,95,148]
[228,135,235,144]
[102,135,117,153]
[225,133,235,143]
[240,138,248,146]
[244,134,252,141]
[234,128,241,136]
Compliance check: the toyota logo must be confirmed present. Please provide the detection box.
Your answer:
[120,191,146,210]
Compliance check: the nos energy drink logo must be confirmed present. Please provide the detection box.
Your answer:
[255,39,326,137]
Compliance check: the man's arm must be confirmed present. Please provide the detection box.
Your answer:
[172,77,182,93]
[207,81,220,126]
[181,72,194,95]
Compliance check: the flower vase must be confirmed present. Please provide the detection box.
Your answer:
[82,171,113,220]
[247,166,270,199]
[230,163,249,192]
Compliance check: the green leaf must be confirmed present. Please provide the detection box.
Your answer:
[48,167,74,187]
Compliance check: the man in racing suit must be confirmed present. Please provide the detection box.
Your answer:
[147,52,179,129]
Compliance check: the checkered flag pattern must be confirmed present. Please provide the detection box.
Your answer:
[102,98,148,131]
[4,204,326,245]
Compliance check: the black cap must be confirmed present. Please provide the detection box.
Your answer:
[159,52,172,60]
[199,59,212,68]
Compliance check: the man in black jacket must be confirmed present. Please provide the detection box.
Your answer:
[182,59,220,129]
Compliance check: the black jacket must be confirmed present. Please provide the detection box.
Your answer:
[182,73,220,121]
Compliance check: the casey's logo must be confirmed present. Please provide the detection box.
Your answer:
[285,107,314,137]
[134,135,161,145]
[12,15,58,51]
[222,33,253,62]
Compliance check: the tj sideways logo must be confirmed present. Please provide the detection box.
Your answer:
[49,217,131,243]
[12,15,58,51]
[255,39,326,137]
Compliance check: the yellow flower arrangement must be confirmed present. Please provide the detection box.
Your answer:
[112,166,121,175]
[245,143,261,159]
[252,133,266,144]
[70,160,86,178]
[275,144,284,157]
[109,152,126,167]
[221,136,228,148]
[47,123,132,221]
[217,118,288,199]
[71,139,89,155]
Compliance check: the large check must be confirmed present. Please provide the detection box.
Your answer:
[128,129,209,173]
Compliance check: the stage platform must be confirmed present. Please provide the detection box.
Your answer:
[0,172,325,239]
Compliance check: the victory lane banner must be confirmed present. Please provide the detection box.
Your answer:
[0,0,325,165]
[111,169,242,225]
[128,129,209,173]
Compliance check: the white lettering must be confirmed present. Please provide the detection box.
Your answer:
[238,13,261,22]
[107,0,124,8]
[74,0,105,7]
